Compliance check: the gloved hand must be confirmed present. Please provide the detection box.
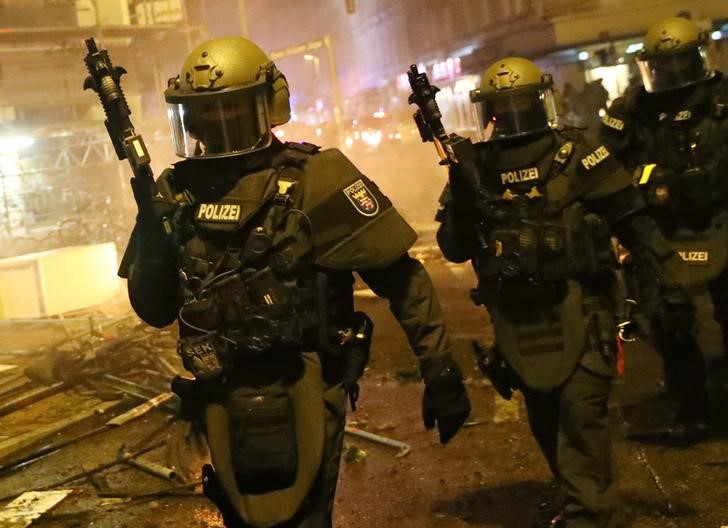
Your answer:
[129,175,178,258]
[422,382,471,444]
[130,174,178,229]
[171,374,228,424]
[421,356,471,444]
[656,284,695,336]
[170,375,205,424]
[655,252,691,301]
[447,163,480,208]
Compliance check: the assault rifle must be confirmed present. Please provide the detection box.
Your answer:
[407,64,476,168]
[407,64,482,209]
[83,38,173,276]
[83,38,153,186]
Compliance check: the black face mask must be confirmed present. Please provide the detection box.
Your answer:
[176,140,283,201]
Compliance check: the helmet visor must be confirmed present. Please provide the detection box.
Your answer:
[636,44,714,93]
[471,86,558,142]
[166,86,272,158]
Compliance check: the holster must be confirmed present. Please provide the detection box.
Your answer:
[472,341,518,400]
[580,307,618,378]
[340,311,373,410]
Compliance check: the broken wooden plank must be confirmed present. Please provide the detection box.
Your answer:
[0,377,33,400]
[0,440,165,503]
[0,364,18,374]
[0,424,110,474]
[0,399,120,461]
[0,489,72,528]
[106,392,176,427]
[0,382,66,418]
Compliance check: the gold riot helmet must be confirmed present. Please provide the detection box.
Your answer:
[636,16,716,93]
[469,57,558,142]
[164,37,290,158]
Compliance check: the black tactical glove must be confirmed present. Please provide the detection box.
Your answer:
[656,285,695,336]
[129,175,178,258]
[170,375,205,424]
[447,163,480,210]
[653,252,694,334]
[420,356,471,444]
[170,375,226,424]
[130,175,177,228]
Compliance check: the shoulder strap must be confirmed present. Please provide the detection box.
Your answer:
[274,141,321,169]
[543,132,612,214]
[543,131,578,183]
[269,142,321,206]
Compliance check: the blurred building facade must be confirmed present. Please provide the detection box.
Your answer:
[2,0,728,255]
[245,0,728,134]
[0,0,212,256]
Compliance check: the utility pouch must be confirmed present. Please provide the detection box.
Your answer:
[245,266,289,313]
[180,294,222,331]
[178,332,224,381]
[211,272,250,325]
[242,228,273,265]
[227,384,298,492]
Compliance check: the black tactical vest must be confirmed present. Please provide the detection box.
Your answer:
[168,143,327,376]
[625,76,728,226]
[470,131,615,304]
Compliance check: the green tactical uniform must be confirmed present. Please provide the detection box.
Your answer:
[599,16,728,432]
[122,37,470,528]
[436,58,673,528]
[129,138,466,526]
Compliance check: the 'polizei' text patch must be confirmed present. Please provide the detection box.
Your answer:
[581,145,610,170]
[678,250,709,265]
[196,203,242,222]
[500,167,539,185]
[601,114,624,130]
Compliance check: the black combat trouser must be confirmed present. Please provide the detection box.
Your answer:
[296,384,347,528]
[638,263,728,421]
[708,265,728,364]
[522,364,616,528]
[649,313,708,421]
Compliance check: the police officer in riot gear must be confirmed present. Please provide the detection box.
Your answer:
[122,36,470,527]
[599,16,728,439]
[435,57,681,527]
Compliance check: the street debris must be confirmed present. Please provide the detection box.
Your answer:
[492,392,522,423]
[118,444,177,481]
[106,392,177,427]
[0,310,194,514]
[0,364,17,374]
[0,490,72,528]
[343,443,369,463]
[345,425,411,457]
